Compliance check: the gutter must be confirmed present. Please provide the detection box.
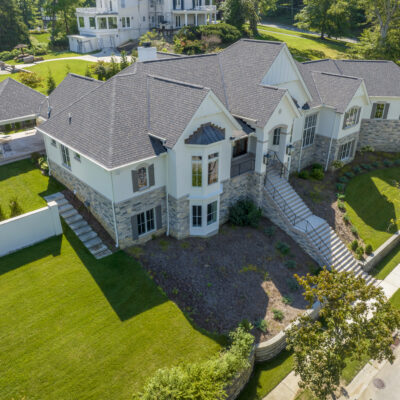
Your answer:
[166,152,170,236]
[325,114,338,171]
[109,171,119,248]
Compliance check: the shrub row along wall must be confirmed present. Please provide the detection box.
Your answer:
[255,303,320,362]
[363,231,400,273]
[0,201,62,257]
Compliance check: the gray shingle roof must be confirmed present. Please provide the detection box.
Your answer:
[302,59,400,97]
[0,78,45,123]
[40,73,102,119]
[185,123,225,145]
[39,71,209,169]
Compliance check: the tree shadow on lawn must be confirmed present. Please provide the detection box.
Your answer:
[345,169,399,236]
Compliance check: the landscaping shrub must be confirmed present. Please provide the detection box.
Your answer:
[199,23,241,43]
[337,193,345,200]
[384,159,394,167]
[285,260,297,269]
[361,163,373,171]
[282,295,293,305]
[365,244,373,255]
[273,309,284,321]
[49,34,69,50]
[332,160,344,169]
[344,171,355,179]
[343,213,350,224]
[298,170,309,179]
[336,183,345,192]
[287,277,299,291]
[338,176,349,184]
[276,241,290,256]
[0,50,14,61]
[360,145,374,153]
[9,197,23,217]
[264,226,276,237]
[255,318,267,333]
[20,72,43,89]
[337,200,346,211]
[181,40,205,55]
[353,166,362,174]
[31,152,41,165]
[310,168,324,180]
[350,240,358,251]
[311,163,323,170]
[356,246,364,260]
[229,199,262,228]
[372,161,380,168]
[134,326,254,400]
[351,225,358,236]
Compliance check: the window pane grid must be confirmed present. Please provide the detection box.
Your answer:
[339,140,354,160]
[192,156,202,187]
[302,114,317,147]
[207,201,217,225]
[207,153,219,185]
[273,128,281,145]
[344,107,359,128]
[61,145,71,168]
[137,167,148,189]
[192,205,202,227]
[138,208,156,236]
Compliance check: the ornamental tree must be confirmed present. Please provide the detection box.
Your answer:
[286,267,400,400]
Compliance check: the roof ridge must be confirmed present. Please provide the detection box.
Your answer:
[5,77,45,98]
[217,53,229,110]
[313,70,361,81]
[241,38,283,45]
[302,59,331,64]
[68,73,100,82]
[142,52,218,64]
[147,74,208,90]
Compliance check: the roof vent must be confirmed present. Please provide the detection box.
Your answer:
[68,112,72,124]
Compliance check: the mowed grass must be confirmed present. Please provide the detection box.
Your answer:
[390,288,400,308]
[372,244,400,280]
[0,159,63,218]
[256,25,349,61]
[345,167,400,250]
[0,226,222,400]
[0,59,95,93]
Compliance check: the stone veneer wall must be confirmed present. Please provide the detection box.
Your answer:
[359,119,400,152]
[49,160,116,239]
[168,194,190,239]
[115,186,167,248]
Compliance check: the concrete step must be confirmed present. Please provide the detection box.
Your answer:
[79,230,97,242]
[61,208,78,219]
[44,192,64,202]
[70,219,88,230]
[89,243,108,256]
[95,249,113,259]
[65,213,83,224]
[59,203,74,213]
[56,198,69,207]
[85,236,102,248]
[74,224,92,236]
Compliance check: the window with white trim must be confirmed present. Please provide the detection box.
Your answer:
[138,208,155,236]
[108,16,117,28]
[373,103,385,119]
[61,145,71,169]
[208,152,219,185]
[302,113,317,147]
[273,127,281,145]
[89,17,96,28]
[192,156,202,187]
[176,15,181,27]
[207,201,217,225]
[343,107,360,129]
[98,17,107,29]
[176,0,181,7]
[192,205,202,227]
[121,16,130,27]
[338,140,355,161]
[74,152,81,162]
[78,17,85,28]
[137,166,148,190]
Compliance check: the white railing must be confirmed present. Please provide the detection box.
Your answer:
[194,5,216,10]
[76,7,97,14]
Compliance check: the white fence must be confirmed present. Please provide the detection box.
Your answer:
[0,201,62,257]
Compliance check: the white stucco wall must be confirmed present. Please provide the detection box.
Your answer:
[361,97,400,120]
[0,201,62,257]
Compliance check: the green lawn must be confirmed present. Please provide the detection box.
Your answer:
[345,167,400,250]
[0,159,63,218]
[372,245,400,280]
[0,226,222,399]
[256,25,349,61]
[0,59,95,94]
[390,288,400,308]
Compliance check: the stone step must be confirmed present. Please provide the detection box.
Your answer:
[65,213,83,224]
[89,243,108,256]
[79,230,97,242]
[61,208,78,219]
[59,203,74,213]
[74,224,92,236]
[44,192,64,202]
[85,236,102,248]
[95,249,113,259]
[56,198,69,207]
[70,219,88,230]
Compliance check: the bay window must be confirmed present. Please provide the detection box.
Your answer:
[192,156,202,187]
[192,205,202,227]
[207,201,217,225]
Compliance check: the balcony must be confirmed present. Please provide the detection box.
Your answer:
[194,5,216,10]
[231,152,255,178]
[76,7,117,15]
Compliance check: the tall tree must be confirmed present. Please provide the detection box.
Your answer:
[294,0,351,39]
[17,0,39,29]
[0,0,30,51]
[222,0,246,30]
[286,268,400,400]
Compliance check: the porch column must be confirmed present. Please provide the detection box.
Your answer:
[184,13,188,26]
[195,13,198,26]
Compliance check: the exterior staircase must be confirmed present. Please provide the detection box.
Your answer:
[44,192,112,259]
[265,168,375,285]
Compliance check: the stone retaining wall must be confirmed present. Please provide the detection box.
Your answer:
[363,231,400,273]
[359,119,400,152]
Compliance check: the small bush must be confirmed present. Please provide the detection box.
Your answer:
[372,161,380,168]
[352,166,362,174]
[285,260,297,269]
[311,163,323,170]
[276,241,290,256]
[255,318,268,333]
[338,176,349,184]
[365,244,373,255]
[287,277,299,292]
[332,160,344,169]
[199,23,241,43]
[360,145,374,153]
[336,193,345,200]
[336,183,345,192]
[31,152,41,164]
[343,213,350,224]
[310,168,324,180]
[9,197,23,217]
[351,225,358,236]
[229,199,262,228]
[384,159,394,167]
[350,240,358,251]
[337,200,346,211]
[356,246,364,260]
[344,171,355,179]
[19,72,43,89]
[308,264,322,276]
[361,163,373,171]
[273,309,284,321]
[298,170,309,179]
[282,295,293,305]
[264,226,276,237]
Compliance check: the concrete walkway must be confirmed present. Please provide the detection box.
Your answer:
[263,264,400,400]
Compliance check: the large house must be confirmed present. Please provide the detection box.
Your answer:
[68,0,217,53]
[36,40,400,258]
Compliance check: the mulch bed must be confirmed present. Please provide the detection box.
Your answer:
[126,217,318,343]
[62,189,117,252]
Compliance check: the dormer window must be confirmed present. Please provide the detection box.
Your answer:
[343,107,360,129]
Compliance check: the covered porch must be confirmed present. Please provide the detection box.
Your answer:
[173,6,217,28]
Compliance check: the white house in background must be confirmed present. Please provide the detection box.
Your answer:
[36,40,400,253]
[68,0,217,53]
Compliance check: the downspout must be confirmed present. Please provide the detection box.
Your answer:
[166,152,170,236]
[325,114,338,172]
[109,171,119,248]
